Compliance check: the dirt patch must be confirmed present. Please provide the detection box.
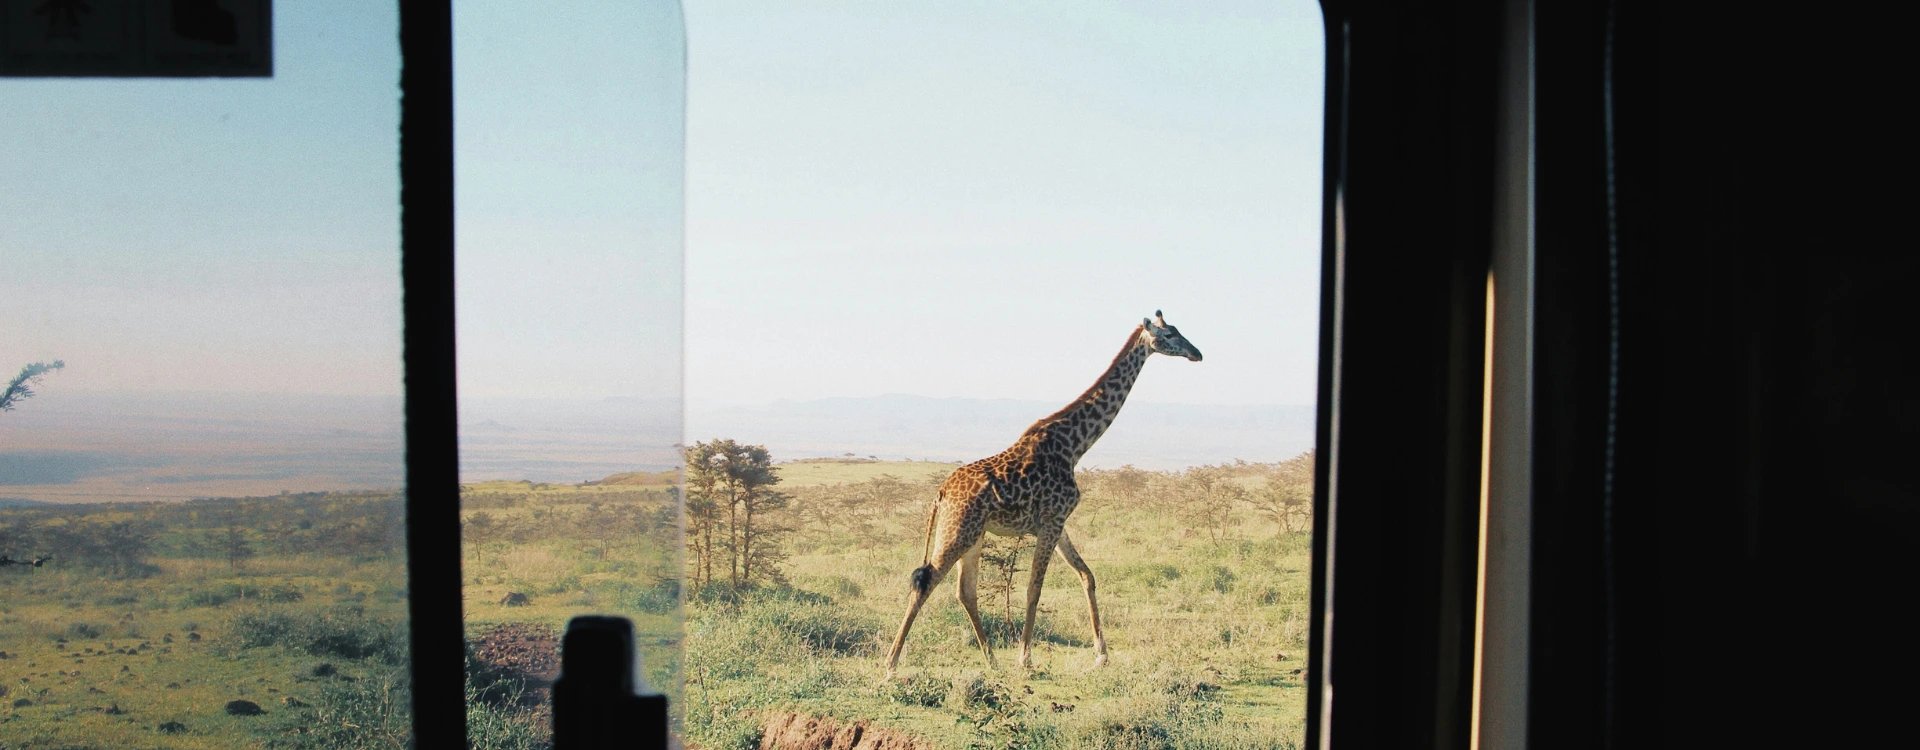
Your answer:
[471,622,561,679]
[759,712,935,750]
[469,622,562,734]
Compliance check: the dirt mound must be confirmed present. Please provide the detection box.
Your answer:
[471,622,561,680]
[225,699,265,716]
[759,712,934,750]
[469,622,561,734]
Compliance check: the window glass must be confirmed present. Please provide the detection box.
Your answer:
[680,2,1324,747]
[0,4,410,747]
[454,3,686,746]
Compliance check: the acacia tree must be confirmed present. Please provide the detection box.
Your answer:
[1249,451,1316,534]
[1,360,64,412]
[461,512,496,565]
[50,520,156,578]
[682,443,724,591]
[720,443,787,588]
[683,439,791,592]
[1177,465,1245,542]
[977,535,1029,642]
[0,518,43,560]
[224,517,255,571]
[1105,464,1152,507]
[735,480,791,588]
[811,474,910,549]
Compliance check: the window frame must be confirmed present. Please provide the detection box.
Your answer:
[397,2,1507,747]
[398,2,465,745]
[1306,1,1503,747]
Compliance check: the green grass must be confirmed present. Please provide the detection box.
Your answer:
[458,481,683,746]
[1,458,1309,748]
[677,460,1313,750]
[0,560,411,749]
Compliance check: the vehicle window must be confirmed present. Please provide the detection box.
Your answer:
[678,2,1324,747]
[1,4,410,747]
[453,3,687,746]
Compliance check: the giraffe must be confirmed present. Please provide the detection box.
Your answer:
[882,311,1203,678]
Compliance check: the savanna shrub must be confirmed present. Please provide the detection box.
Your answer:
[185,587,240,607]
[1046,690,1234,750]
[462,651,548,750]
[229,606,407,662]
[1205,565,1237,594]
[625,578,681,614]
[692,582,832,608]
[267,667,412,750]
[752,597,875,656]
[64,622,104,639]
[883,674,947,708]
[464,683,547,750]
[186,582,306,607]
[949,672,1016,714]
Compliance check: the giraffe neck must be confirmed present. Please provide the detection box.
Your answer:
[1035,325,1152,465]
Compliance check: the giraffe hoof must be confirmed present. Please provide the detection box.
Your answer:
[1092,653,1109,669]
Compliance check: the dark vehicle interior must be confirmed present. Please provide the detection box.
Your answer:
[1305,1,1911,748]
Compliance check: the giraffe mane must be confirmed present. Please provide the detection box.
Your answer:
[1031,323,1147,429]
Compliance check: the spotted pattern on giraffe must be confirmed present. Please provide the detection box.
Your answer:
[883,312,1202,678]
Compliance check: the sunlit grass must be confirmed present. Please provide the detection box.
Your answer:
[673,459,1312,750]
[0,559,409,749]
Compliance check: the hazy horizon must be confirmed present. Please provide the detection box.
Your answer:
[1,389,1312,504]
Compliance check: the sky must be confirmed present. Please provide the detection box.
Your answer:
[4,1,1322,413]
[2,2,404,398]
[453,3,685,401]
[685,0,1325,408]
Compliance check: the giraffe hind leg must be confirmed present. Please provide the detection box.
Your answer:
[883,519,981,677]
[883,572,937,680]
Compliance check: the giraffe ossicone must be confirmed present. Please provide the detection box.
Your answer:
[882,312,1203,678]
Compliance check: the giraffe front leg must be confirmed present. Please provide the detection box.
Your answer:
[956,548,997,669]
[1056,530,1108,668]
[1019,530,1060,670]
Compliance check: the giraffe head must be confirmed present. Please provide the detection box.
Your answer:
[1141,310,1204,362]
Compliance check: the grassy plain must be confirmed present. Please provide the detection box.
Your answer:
[0,494,411,750]
[2,453,1309,749]
[676,457,1313,750]
[0,480,680,750]
[457,478,683,748]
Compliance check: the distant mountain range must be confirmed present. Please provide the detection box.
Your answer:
[686,395,1315,471]
[0,391,407,504]
[0,392,1311,503]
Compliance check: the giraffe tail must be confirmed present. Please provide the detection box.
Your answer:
[909,490,941,595]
